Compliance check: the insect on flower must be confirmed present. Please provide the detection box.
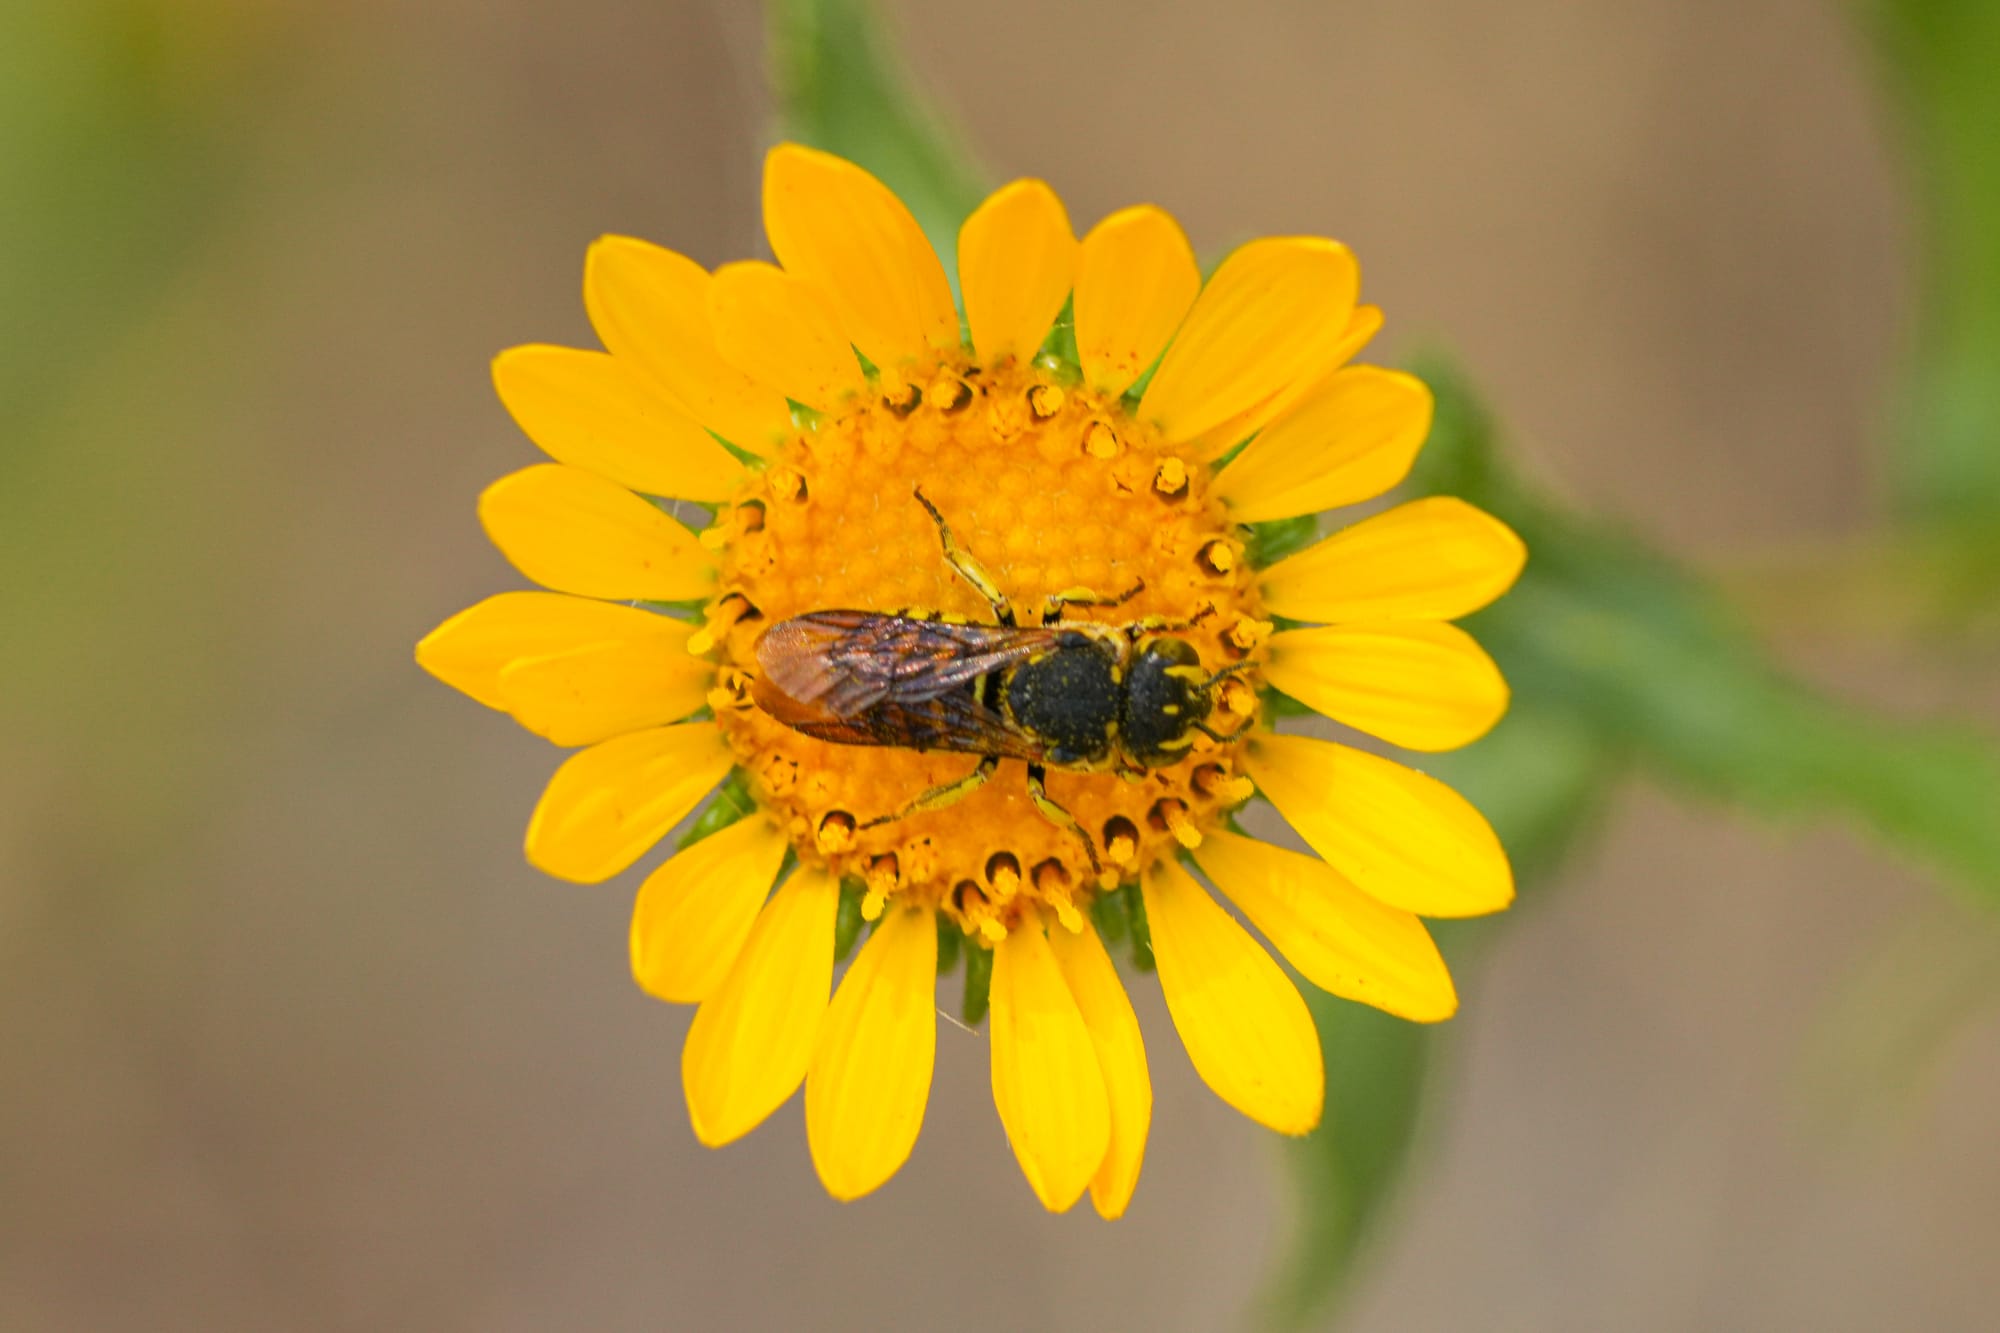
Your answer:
[752,490,1254,880]
[418,141,1529,1215]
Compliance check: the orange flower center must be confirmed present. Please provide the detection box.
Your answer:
[705,358,1265,939]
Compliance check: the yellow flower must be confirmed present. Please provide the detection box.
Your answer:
[417,144,1525,1216]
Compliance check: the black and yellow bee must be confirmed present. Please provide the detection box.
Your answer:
[751,490,1250,874]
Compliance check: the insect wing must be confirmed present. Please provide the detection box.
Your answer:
[755,611,1058,718]
[784,684,1047,760]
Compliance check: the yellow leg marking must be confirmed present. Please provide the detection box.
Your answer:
[1027,763,1109,887]
[1040,578,1146,625]
[914,488,1014,625]
[1125,604,1217,639]
[862,754,998,830]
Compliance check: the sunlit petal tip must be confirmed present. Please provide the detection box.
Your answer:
[581,236,794,453]
[1260,496,1527,624]
[630,814,790,1004]
[477,464,714,602]
[489,343,745,504]
[762,142,958,369]
[708,260,867,415]
[417,591,711,741]
[959,178,1077,365]
[582,231,659,279]
[1184,301,1389,460]
[1263,620,1510,753]
[1190,828,1460,1024]
[806,907,939,1201]
[681,867,839,1148]
[496,644,710,750]
[523,721,734,883]
[1344,303,1385,352]
[1138,236,1360,445]
[1215,366,1436,523]
[990,922,1112,1212]
[1245,732,1514,918]
[1142,860,1323,1135]
[1073,203,1201,396]
[1047,925,1151,1219]
[414,593,553,710]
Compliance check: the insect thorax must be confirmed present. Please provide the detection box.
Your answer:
[1001,632,1122,767]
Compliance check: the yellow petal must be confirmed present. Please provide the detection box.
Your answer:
[1141,860,1323,1135]
[582,236,794,453]
[1213,365,1433,522]
[495,618,710,748]
[763,143,959,370]
[1137,237,1359,444]
[959,179,1075,365]
[989,923,1111,1212]
[523,721,733,883]
[478,464,714,602]
[806,907,939,1201]
[682,868,837,1147]
[417,591,669,713]
[1260,496,1526,624]
[708,260,867,414]
[1191,828,1457,1022]
[491,345,745,501]
[1185,304,1383,459]
[1047,923,1151,1219]
[1073,204,1200,396]
[630,815,790,1004]
[1246,732,1513,917]
[1263,621,1509,753]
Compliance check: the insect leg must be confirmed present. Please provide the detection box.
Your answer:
[860,753,999,829]
[1040,577,1147,625]
[1124,604,1218,640]
[1026,762,1107,883]
[1200,661,1258,686]
[1193,663,1260,742]
[1195,718,1255,744]
[913,488,1015,626]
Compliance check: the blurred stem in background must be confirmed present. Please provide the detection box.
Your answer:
[1871,0,2000,550]
[770,0,2000,1326]
[1730,0,2000,637]
[768,0,985,270]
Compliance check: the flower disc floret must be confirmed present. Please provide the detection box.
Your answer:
[703,357,1263,936]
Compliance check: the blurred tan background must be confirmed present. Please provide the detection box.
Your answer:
[5,1,1998,1329]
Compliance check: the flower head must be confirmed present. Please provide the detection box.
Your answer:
[418,144,1524,1215]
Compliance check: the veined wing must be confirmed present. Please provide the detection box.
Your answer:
[754,610,1061,718]
[776,681,1049,760]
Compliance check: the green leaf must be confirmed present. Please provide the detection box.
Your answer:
[1417,354,2000,902]
[833,878,867,963]
[1243,513,1320,570]
[1263,1002,1435,1330]
[1035,295,1080,371]
[1270,353,2000,1324]
[961,938,993,1025]
[1262,701,1613,1327]
[935,916,962,977]
[767,0,988,271]
[1087,879,1130,945]
[676,769,756,850]
[1123,879,1156,973]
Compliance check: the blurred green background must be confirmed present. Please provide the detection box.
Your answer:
[5,1,1999,1329]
